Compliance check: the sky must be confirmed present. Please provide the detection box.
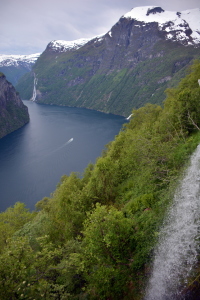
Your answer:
[1,0,200,55]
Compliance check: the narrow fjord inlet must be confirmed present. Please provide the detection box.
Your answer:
[145,145,200,299]
[0,101,125,211]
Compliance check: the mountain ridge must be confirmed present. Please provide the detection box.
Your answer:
[0,53,40,86]
[45,6,200,52]
[123,6,200,46]
[16,6,200,116]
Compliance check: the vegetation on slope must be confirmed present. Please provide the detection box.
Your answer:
[0,61,200,299]
[16,39,200,116]
[0,65,32,86]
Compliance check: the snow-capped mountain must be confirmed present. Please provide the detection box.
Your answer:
[123,6,200,46]
[46,6,200,55]
[47,38,91,52]
[47,35,105,52]
[0,53,40,68]
[0,53,40,86]
[17,6,200,117]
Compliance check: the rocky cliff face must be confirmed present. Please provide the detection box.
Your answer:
[0,73,29,138]
[16,6,200,116]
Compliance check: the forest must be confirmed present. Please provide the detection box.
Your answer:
[0,60,200,299]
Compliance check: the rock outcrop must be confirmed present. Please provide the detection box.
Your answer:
[0,73,29,138]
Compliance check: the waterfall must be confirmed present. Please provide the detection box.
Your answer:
[31,73,37,101]
[145,144,200,300]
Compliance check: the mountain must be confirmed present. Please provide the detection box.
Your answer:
[46,37,97,52]
[0,53,40,86]
[0,73,29,138]
[16,6,200,116]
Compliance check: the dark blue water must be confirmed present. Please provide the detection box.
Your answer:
[0,101,126,212]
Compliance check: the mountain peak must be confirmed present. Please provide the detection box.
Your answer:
[123,6,200,46]
[47,34,105,53]
[47,38,91,52]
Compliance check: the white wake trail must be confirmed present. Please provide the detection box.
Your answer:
[64,138,73,145]
[25,138,74,166]
[52,138,74,153]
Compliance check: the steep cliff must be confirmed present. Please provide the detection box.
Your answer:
[16,6,200,116]
[0,73,29,138]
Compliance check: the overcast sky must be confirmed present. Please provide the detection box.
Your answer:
[1,0,200,55]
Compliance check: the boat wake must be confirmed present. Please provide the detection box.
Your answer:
[25,138,74,166]
[64,138,73,145]
[52,138,74,153]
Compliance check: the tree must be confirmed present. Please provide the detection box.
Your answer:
[0,202,35,252]
[0,235,65,300]
[79,204,135,299]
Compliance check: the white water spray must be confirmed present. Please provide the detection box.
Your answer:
[145,145,200,300]
[31,73,37,101]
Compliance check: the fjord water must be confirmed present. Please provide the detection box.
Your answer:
[0,101,126,212]
[145,145,200,300]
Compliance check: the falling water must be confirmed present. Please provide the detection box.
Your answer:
[145,144,200,300]
[31,73,37,101]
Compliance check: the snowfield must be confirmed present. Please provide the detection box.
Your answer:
[0,53,41,67]
[123,6,200,45]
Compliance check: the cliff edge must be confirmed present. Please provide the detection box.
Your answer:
[0,73,29,138]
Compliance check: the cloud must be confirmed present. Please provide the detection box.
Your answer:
[0,0,200,54]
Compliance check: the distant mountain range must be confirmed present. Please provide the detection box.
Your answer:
[14,6,200,116]
[0,53,40,86]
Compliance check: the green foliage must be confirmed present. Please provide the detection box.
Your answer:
[77,204,135,299]
[0,235,66,300]
[16,71,34,99]
[0,202,35,252]
[1,60,200,299]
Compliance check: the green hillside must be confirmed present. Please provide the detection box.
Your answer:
[0,65,31,86]
[16,37,200,117]
[1,61,200,299]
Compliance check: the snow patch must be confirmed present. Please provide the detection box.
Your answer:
[49,38,91,52]
[48,34,105,52]
[0,53,40,67]
[123,6,200,45]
